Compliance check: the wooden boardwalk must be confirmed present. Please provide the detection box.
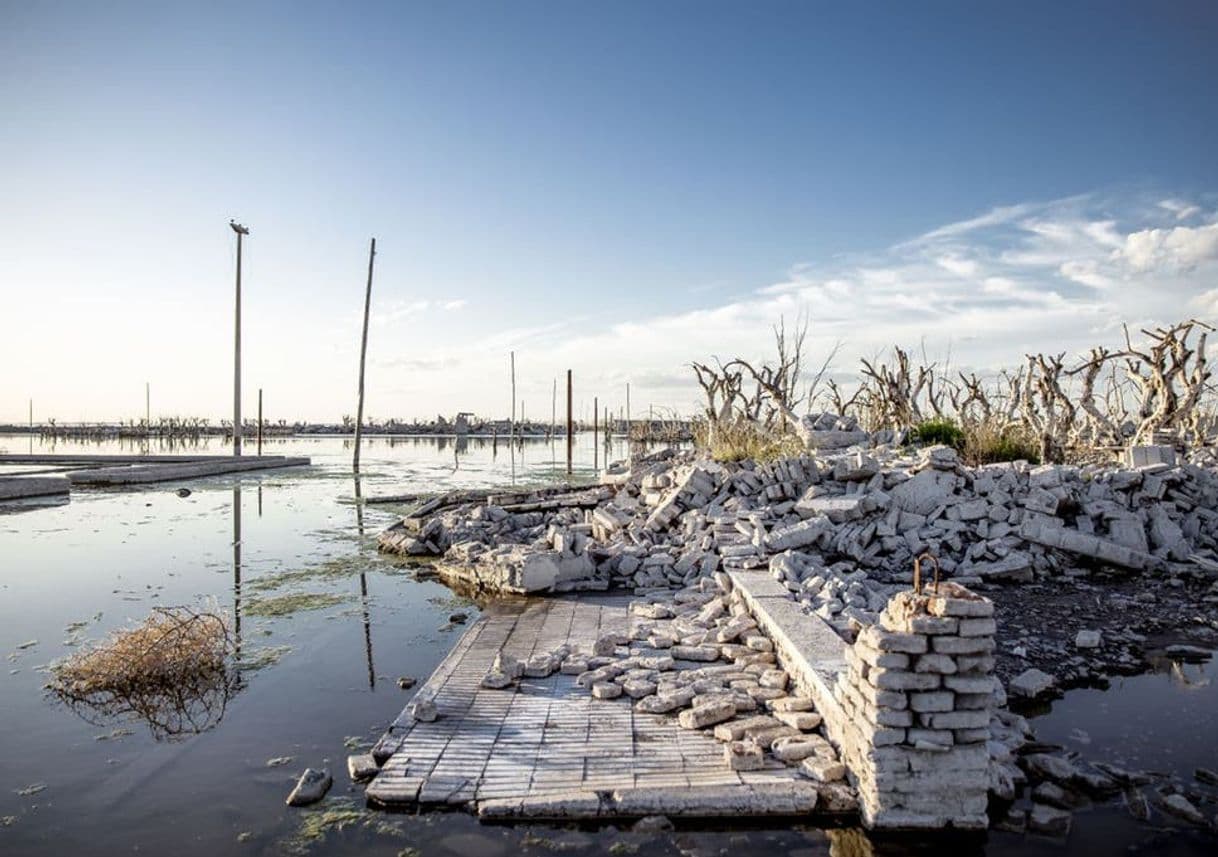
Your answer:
[366,596,823,819]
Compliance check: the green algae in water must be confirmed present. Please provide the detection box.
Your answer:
[281,800,402,855]
[243,593,348,618]
[245,554,396,593]
[238,644,292,670]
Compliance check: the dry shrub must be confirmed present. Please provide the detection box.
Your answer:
[694,416,804,463]
[962,419,1040,466]
[48,606,240,739]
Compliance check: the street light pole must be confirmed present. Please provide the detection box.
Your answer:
[230,220,249,456]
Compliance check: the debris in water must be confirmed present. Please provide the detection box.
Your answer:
[266,756,294,768]
[15,783,47,797]
[285,768,332,807]
[395,676,416,690]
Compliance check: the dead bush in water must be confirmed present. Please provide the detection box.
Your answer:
[48,606,240,739]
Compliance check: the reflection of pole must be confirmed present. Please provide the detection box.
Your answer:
[359,572,375,690]
[566,370,573,475]
[232,484,242,662]
[354,237,377,474]
[352,472,375,690]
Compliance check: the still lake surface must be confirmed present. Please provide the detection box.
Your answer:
[1,434,1214,856]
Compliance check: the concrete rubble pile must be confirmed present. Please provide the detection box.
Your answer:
[380,436,1216,640]
[477,570,858,813]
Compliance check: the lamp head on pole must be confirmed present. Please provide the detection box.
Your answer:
[229,220,250,235]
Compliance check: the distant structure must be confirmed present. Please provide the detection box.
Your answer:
[454,412,474,435]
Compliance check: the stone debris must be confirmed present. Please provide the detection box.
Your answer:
[285,768,332,807]
[377,440,1218,657]
[1009,668,1057,700]
[346,753,380,782]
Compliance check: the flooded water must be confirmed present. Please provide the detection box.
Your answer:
[1,434,1215,856]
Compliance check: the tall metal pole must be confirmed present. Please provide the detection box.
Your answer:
[354,237,377,473]
[566,369,573,475]
[230,221,249,456]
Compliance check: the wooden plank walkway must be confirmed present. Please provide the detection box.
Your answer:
[366,596,822,819]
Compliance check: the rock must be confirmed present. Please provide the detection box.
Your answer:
[1028,803,1071,837]
[396,676,417,689]
[449,611,469,624]
[591,681,622,699]
[800,756,845,782]
[346,753,379,782]
[407,699,438,722]
[724,741,765,770]
[493,652,524,680]
[678,699,737,729]
[175,488,191,498]
[1123,788,1151,821]
[1009,668,1056,699]
[1160,794,1205,825]
[286,768,332,807]
[1073,630,1102,649]
[1195,767,1218,786]
[481,671,513,689]
[632,815,674,832]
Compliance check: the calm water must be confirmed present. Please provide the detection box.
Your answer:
[1,434,1214,856]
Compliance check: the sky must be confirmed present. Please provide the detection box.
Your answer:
[2,1,1217,425]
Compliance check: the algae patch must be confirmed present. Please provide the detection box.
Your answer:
[243,593,348,618]
[281,800,402,855]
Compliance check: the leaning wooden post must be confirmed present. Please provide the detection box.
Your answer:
[257,388,264,456]
[566,370,573,475]
[353,237,377,474]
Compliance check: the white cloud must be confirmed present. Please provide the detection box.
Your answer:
[442,299,468,311]
[1158,198,1202,221]
[1117,222,1218,272]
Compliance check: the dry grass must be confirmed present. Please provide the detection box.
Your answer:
[48,606,239,739]
[693,417,805,463]
[961,419,1041,466]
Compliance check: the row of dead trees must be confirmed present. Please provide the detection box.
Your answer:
[691,316,1214,462]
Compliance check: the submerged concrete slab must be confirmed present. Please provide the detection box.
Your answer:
[0,476,71,500]
[65,456,310,485]
[366,596,833,819]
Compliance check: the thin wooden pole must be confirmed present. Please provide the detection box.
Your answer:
[626,382,631,436]
[551,377,556,440]
[145,382,150,432]
[510,351,516,441]
[566,369,573,475]
[593,395,598,471]
[353,237,377,473]
[257,388,263,456]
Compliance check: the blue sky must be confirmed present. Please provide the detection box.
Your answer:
[2,1,1217,423]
